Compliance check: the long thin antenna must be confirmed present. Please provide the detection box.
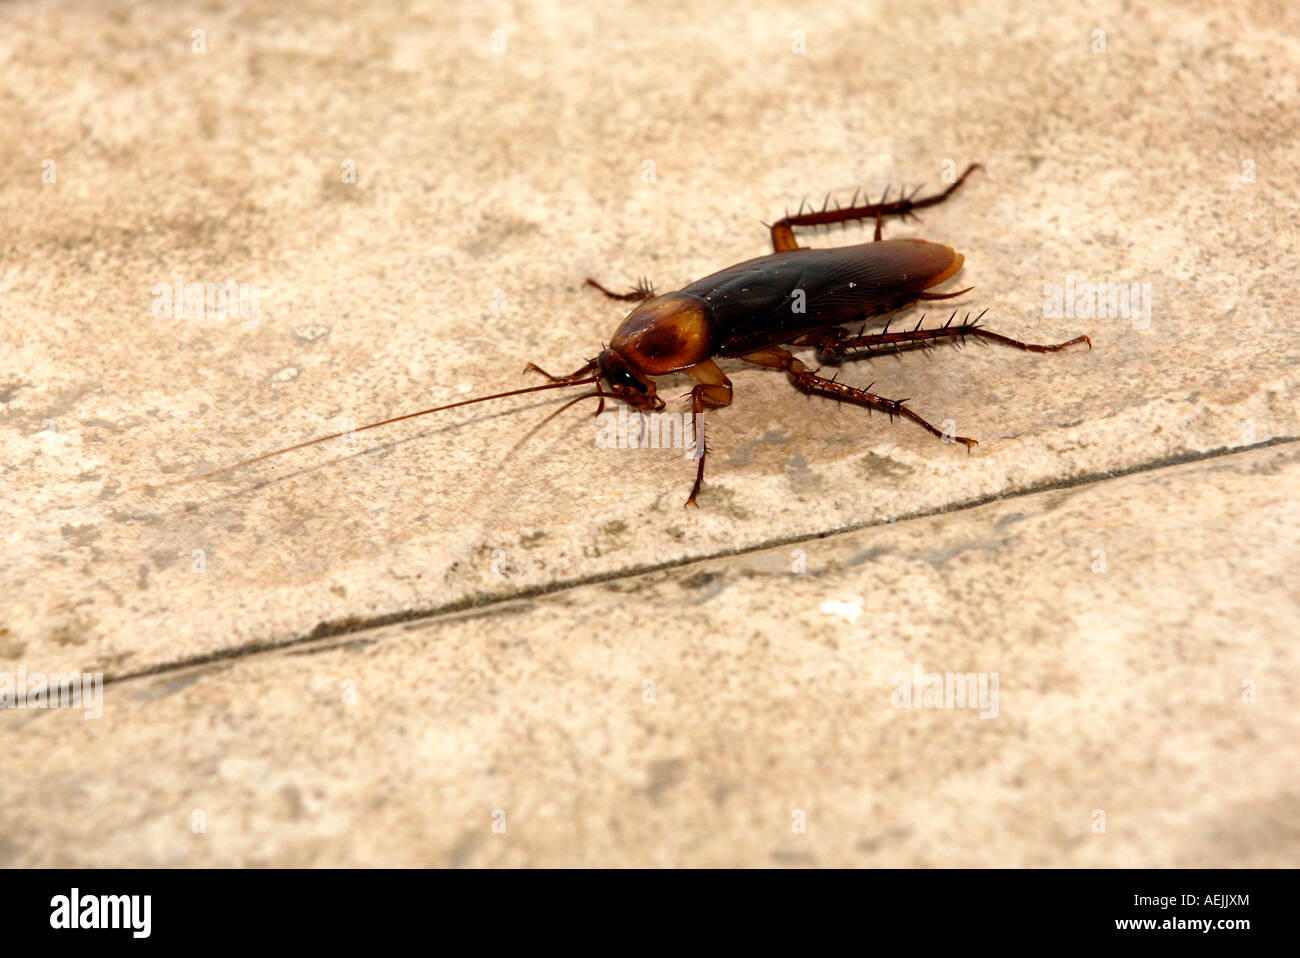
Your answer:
[498,389,604,467]
[159,375,601,487]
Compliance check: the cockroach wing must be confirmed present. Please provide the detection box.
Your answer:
[680,239,964,357]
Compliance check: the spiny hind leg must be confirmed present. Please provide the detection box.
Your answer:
[807,311,1091,363]
[583,277,655,301]
[769,162,982,252]
[739,346,977,450]
[682,360,733,507]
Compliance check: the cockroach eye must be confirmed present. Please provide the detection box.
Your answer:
[611,367,647,393]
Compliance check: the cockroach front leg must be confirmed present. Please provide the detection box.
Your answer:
[584,277,656,301]
[740,346,978,450]
[523,358,603,412]
[682,360,733,507]
[769,163,982,252]
[523,358,598,382]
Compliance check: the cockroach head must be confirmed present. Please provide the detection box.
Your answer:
[597,347,663,411]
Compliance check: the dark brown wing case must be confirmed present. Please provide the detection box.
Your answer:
[681,238,963,357]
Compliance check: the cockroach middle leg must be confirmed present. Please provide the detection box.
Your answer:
[739,346,978,450]
[769,163,983,252]
[583,277,655,301]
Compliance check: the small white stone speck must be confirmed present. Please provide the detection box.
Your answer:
[820,599,862,622]
[292,324,330,342]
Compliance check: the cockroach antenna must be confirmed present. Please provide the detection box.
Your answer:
[155,375,601,489]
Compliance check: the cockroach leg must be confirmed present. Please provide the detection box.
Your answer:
[685,386,709,507]
[793,326,850,352]
[682,360,733,507]
[769,162,983,252]
[685,359,734,406]
[739,346,978,450]
[523,358,606,412]
[523,359,599,382]
[819,313,1091,361]
[584,277,656,301]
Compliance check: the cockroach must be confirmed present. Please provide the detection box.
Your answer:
[180,163,1089,505]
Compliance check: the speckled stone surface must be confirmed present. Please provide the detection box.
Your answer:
[1,0,1296,866]
[3,445,1296,866]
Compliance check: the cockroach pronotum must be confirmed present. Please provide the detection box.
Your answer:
[179,163,1089,505]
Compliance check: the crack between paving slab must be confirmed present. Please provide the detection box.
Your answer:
[74,434,1300,689]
